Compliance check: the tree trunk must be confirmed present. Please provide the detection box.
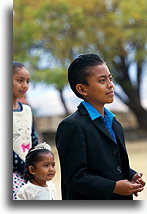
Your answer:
[113,56,147,131]
[127,102,147,131]
[115,91,147,131]
[58,88,70,116]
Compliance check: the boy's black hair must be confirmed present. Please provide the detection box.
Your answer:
[68,53,105,99]
[13,61,25,74]
[24,148,54,182]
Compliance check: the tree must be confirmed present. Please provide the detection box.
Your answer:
[82,0,147,130]
[31,67,69,115]
[13,0,147,130]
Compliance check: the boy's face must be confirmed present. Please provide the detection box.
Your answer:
[78,64,114,106]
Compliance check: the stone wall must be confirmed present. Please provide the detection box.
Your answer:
[34,110,139,143]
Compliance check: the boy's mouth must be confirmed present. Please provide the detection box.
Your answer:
[105,90,114,95]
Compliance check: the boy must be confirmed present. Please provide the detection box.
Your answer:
[55,54,145,200]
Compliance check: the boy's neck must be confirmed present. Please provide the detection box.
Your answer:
[84,100,104,116]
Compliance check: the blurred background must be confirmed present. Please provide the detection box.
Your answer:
[13,0,146,200]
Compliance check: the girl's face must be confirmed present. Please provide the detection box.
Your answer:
[31,152,56,186]
[13,67,30,99]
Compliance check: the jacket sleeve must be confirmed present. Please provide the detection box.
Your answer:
[129,168,137,181]
[56,119,116,199]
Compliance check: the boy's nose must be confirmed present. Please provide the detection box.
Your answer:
[107,80,114,88]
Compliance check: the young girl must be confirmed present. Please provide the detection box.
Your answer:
[16,142,56,200]
[13,62,38,199]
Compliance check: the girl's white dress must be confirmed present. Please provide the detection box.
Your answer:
[16,181,56,200]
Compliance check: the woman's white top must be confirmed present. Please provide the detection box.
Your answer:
[16,181,56,200]
[13,104,32,161]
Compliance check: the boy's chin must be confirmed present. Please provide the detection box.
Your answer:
[105,101,114,105]
[106,99,114,104]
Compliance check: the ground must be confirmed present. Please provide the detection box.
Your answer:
[126,140,147,200]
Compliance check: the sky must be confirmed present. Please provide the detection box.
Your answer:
[26,52,147,117]
[26,68,147,117]
[27,84,128,116]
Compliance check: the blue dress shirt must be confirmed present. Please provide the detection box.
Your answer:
[82,101,117,143]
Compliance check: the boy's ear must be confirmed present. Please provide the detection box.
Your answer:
[29,166,35,175]
[76,84,87,96]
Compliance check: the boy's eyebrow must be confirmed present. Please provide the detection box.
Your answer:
[96,74,112,78]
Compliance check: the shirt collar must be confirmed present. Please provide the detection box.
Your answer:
[82,101,115,121]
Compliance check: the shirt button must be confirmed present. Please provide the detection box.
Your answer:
[113,150,117,155]
[116,166,122,173]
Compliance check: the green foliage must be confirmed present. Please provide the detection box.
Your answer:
[13,0,146,69]
[13,0,147,128]
[31,67,68,90]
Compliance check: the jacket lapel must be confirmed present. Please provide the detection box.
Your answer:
[112,119,126,149]
[78,103,116,144]
[92,118,116,143]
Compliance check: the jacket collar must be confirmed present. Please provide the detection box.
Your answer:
[77,102,89,115]
[77,103,125,147]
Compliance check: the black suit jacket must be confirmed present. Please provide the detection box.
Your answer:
[56,103,136,200]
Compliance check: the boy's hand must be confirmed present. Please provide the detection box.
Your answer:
[131,173,145,186]
[131,173,145,196]
[113,179,144,196]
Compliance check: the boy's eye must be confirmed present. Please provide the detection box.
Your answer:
[99,79,105,83]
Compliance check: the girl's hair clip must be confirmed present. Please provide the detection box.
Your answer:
[30,142,51,152]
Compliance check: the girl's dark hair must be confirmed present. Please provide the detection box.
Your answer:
[68,53,105,99]
[13,61,25,74]
[24,148,54,182]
